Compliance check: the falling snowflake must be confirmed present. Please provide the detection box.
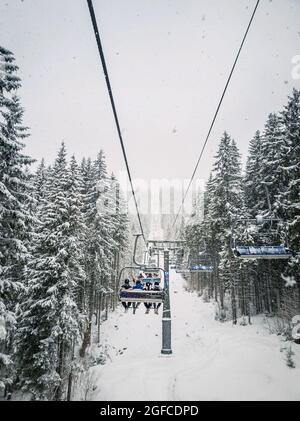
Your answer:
[281,273,296,287]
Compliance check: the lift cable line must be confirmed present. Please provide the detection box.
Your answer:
[86,0,146,245]
[172,0,261,229]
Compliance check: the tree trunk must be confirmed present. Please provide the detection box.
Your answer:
[97,292,103,344]
[55,340,65,401]
[231,282,237,325]
[105,294,109,320]
[80,322,91,358]
[66,340,75,401]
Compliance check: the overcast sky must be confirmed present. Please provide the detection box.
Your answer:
[1,0,300,187]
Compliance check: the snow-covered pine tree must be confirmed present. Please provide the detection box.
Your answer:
[0,46,34,396]
[185,134,244,319]
[276,89,300,319]
[78,157,96,353]
[109,173,129,309]
[68,155,87,315]
[185,219,205,295]
[260,113,286,215]
[80,157,94,218]
[202,173,219,301]
[203,173,213,218]
[79,152,115,353]
[208,133,244,321]
[185,89,300,326]
[258,114,288,315]
[94,149,107,180]
[33,159,47,207]
[242,130,268,317]
[64,154,87,399]
[92,156,120,325]
[244,131,264,217]
[16,144,81,400]
[185,176,221,305]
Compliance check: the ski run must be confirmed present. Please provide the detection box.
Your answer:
[88,271,300,401]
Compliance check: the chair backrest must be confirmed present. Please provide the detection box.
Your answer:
[189,265,213,272]
[119,289,165,303]
[234,245,293,259]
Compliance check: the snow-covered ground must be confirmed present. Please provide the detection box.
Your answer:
[90,271,300,401]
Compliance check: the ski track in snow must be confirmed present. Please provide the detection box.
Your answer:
[91,271,300,401]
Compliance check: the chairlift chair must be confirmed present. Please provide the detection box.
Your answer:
[175,268,190,274]
[118,234,166,305]
[118,268,164,303]
[189,265,214,273]
[188,247,214,273]
[140,275,162,285]
[119,289,165,304]
[232,217,295,260]
[233,245,294,260]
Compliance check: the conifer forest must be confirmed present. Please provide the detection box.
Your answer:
[1,0,300,403]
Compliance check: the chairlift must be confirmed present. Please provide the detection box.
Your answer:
[233,245,294,260]
[118,267,164,304]
[189,265,214,273]
[232,217,295,260]
[141,276,162,284]
[188,245,214,274]
[119,289,165,304]
[118,234,166,306]
[175,269,190,274]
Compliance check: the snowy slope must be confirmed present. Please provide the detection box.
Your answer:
[91,271,300,401]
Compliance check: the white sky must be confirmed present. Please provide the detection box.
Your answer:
[1,0,300,186]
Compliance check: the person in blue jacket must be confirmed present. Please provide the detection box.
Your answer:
[133,279,143,289]
[132,279,142,313]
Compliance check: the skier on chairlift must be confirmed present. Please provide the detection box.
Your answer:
[143,281,153,314]
[120,278,132,312]
[152,281,162,314]
[133,279,143,289]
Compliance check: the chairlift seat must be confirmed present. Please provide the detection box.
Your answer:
[141,277,161,284]
[119,289,165,303]
[233,245,294,259]
[189,265,213,273]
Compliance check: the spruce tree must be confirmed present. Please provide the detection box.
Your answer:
[33,159,47,206]
[16,144,80,400]
[94,150,107,180]
[260,113,285,215]
[244,131,264,217]
[207,133,243,319]
[79,152,113,354]
[0,46,34,395]
[276,89,300,316]
[68,155,86,313]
